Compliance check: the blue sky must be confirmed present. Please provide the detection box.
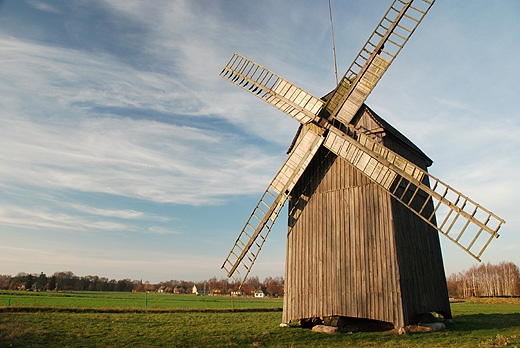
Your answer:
[0,0,518,283]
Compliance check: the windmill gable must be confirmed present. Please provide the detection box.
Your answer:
[353,104,433,168]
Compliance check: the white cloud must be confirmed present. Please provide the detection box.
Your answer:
[147,226,181,235]
[69,204,146,220]
[0,114,284,205]
[0,202,137,233]
[0,34,290,206]
[0,36,204,117]
[26,0,61,14]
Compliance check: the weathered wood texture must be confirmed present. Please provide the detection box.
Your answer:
[283,106,451,328]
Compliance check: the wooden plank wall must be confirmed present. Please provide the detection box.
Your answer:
[283,109,451,327]
[284,145,404,326]
[383,134,452,323]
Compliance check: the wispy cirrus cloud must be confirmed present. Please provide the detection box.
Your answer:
[0,203,135,232]
[0,113,283,205]
[0,33,287,206]
[68,204,146,220]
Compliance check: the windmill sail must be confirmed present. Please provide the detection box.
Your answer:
[323,126,505,261]
[325,0,435,125]
[221,125,325,284]
[220,53,324,125]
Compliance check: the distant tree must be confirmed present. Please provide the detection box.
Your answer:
[207,277,218,293]
[0,275,12,290]
[248,276,260,289]
[99,277,109,291]
[117,279,134,292]
[9,273,27,290]
[53,271,78,291]
[446,273,459,298]
[36,272,48,291]
[447,261,520,298]
[76,276,89,291]
[216,278,229,295]
[264,276,284,296]
[26,273,35,290]
[84,275,99,291]
[499,261,520,296]
[48,276,57,291]
[242,276,260,295]
[227,279,243,294]
[179,280,194,292]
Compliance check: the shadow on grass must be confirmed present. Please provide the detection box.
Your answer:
[6,331,61,347]
[450,313,520,331]
[0,321,60,347]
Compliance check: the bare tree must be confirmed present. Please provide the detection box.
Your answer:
[447,261,520,298]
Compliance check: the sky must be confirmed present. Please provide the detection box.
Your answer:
[0,0,518,284]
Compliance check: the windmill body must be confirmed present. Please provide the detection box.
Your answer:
[284,105,451,327]
[220,0,504,331]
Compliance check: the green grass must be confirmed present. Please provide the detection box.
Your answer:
[1,293,520,347]
[0,290,283,310]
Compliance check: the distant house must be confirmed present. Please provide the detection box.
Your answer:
[254,290,267,298]
[173,286,186,294]
[211,289,222,296]
[231,291,243,296]
[192,285,198,295]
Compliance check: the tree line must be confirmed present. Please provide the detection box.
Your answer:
[0,271,284,297]
[2,261,519,298]
[446,261,520,298]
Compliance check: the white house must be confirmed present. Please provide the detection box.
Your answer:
[254,290,267,298]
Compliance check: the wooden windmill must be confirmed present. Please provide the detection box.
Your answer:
[220,0,505,329]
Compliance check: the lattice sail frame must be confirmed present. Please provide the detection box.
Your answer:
[323,126,504,261]
[325,0,435,125]
[220,53,323,125]
[220,0,505,284]
[221,125,325,282]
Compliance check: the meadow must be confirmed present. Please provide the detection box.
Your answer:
[0,290,282,310]
[1,291,519,347]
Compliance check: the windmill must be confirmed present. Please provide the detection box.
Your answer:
[220,0,505,329]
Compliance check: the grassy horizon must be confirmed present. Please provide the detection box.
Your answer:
[0,290,283,311]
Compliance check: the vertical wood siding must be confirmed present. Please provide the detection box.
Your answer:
[384,134,452,324]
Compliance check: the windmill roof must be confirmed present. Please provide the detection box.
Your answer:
[361,104,433,167]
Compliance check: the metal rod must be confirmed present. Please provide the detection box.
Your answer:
[328,0,339,86]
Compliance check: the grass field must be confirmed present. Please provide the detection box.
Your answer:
[0,290,282,310]
[1,292,520,347]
